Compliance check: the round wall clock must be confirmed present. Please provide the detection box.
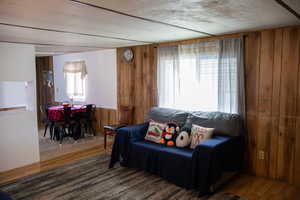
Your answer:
[123,48,134,62]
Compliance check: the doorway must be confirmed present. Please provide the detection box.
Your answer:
[35,56,104,161]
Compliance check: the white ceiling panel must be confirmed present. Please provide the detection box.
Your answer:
[83,0,300,34]
[35,45,105,56]
[0,24,146,48]
[0,0,205,42]
[0,0,299,55]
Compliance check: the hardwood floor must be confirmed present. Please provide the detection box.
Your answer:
[0,138,114,184]
[221,174,300,200]
[0,140,299,200]
[39,129,105,161]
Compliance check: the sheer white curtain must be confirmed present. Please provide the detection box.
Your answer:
[63,61,87,100]
[157,46,180,108]
[218,37,245,116]
[157,37,244,115]
[158,41,219,111]
[177,41,219,111]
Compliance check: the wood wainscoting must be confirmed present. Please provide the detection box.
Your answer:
[116,26,300,185]
[95,107,118,134]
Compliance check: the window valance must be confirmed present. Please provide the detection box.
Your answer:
[63,61,87,78]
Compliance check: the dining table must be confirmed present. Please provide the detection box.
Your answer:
[48,105,86,121]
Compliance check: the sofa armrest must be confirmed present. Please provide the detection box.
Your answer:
[117,122,149,142]
[194,135,244,152]
[195,137,231,150]
[109,122,149,168]
[194,136,244,170]
[192,136,244,194]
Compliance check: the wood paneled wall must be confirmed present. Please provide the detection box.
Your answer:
[245,27,300,185]
[116,26,300,185]
[95,107,118,134]
[117,45,157,124]
[36,56,55,125]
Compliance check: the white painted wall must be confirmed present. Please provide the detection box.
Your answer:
[53,49,117,109]
[0,42,40,172]
[0,81,27,109]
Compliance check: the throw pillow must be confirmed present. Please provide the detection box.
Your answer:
[145,120,167,143]
[190,124,214,149]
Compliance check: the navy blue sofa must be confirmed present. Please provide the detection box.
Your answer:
[109,107,245,196]
[0,192,12,200]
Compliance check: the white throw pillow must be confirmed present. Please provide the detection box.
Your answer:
[190,124,214,149]
[144,120,167,143]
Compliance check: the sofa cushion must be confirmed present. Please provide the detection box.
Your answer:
[145,107,189,126]
[187,111,243,137]
[132,140,164,152]
[132,141,193,159]
[130,140,194,188]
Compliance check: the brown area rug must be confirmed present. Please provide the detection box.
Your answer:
[0,154,245,200]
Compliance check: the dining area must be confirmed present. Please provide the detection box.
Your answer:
[35,55,118,161]
[42,103,96,144]
[38,103,104,161]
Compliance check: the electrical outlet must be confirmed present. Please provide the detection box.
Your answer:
[258,150,265,160]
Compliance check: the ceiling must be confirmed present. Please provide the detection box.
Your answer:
[0,0,299,55]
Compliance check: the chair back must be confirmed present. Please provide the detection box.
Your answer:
[118,106,134,126]
[73,111,82,121]
[63,106,72,122]
[85,104,96,121]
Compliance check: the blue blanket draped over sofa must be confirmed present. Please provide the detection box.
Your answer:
[109,121,244,195]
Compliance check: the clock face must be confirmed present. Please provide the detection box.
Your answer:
[123,48,134,62]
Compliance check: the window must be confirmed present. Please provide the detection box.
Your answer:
[64,72,86,100]
[176,55,219,111]
[63,61,87,101]
[157,38,244,114]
